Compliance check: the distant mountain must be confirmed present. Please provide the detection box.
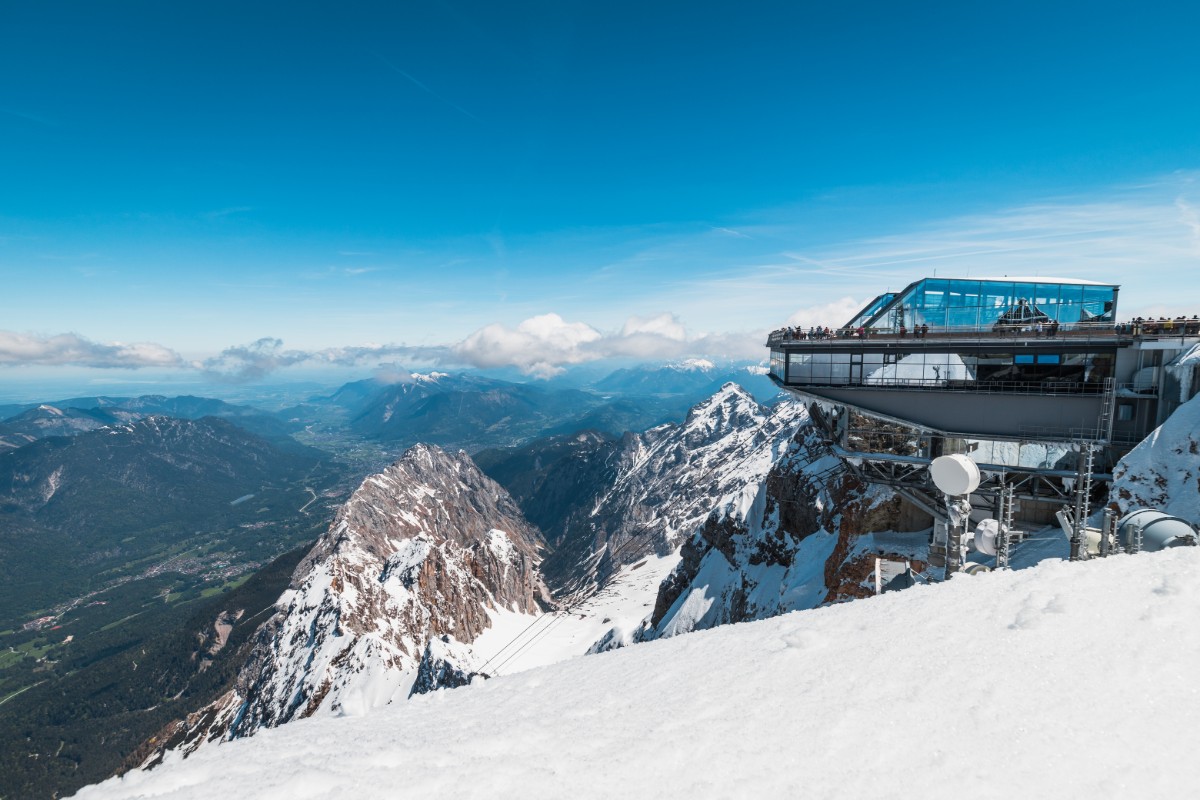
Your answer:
[289,366,779,453]
[0,403,132,442]
[0,394,297,444]
[0,420,35,451]
[475,430,624,545]
[347,375,592,447]
[591,360,779,402]
[288,372,691,450]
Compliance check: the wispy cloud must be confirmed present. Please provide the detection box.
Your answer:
[712,226,751,239]
[203,206,253,220]
[373,53,479,122]
[667,173,1200,325]
[198,337,453,382]
[195,311,762,382]
[1,107,56,127]
[0,331,183,369]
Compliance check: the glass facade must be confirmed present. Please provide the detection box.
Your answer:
[863,278,1118,331]
[843,293,896,330]
[780,348,1115,392]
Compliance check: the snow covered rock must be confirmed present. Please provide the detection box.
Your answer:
[138,444,549,762]
[410,635,488,696]
[647,404,904,638]
[1110,393,1200,522]
[567,383,808,592]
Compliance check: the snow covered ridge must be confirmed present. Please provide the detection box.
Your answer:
[647,408,901,639]
[77,549,1200,800]
[569,383,809,592]
[1109,392,1200,521]
[135,445,550,763]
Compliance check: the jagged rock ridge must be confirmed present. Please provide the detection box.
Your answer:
[647,407,907,638]
[141,444,549,761]
[547,383,811,595]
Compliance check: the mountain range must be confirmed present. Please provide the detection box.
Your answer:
[128,383,935,764]
[11,368,1196,798]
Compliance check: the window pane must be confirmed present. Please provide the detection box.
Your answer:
[1032,283,1060,306]
[947,280,981,306]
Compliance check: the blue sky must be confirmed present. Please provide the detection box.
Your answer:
[2,1,1200,388]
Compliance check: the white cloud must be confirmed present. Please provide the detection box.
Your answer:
[0,331,183,368]
[453,313,762,377]
[199,338,453,382]
[785,296,864,330]
[620,313,687,341]
[453,314,602,378]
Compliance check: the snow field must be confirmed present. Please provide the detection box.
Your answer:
[473,552,681,674]
[77,548,1200,799]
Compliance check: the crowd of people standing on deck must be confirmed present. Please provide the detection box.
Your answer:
[771,323,932,340]
[771,315,1200,342]
[1118,316,1200,335]
[775,326,838,340]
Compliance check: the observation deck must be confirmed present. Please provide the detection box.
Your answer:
[767,277,1200,447]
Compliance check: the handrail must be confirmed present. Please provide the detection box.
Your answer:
[773,375,1109,395]
[767,321,1200,347]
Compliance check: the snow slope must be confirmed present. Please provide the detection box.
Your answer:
[78,548,1200,799]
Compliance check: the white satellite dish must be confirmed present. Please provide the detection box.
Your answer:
[974,518,1003,556]
[930,454,981,496]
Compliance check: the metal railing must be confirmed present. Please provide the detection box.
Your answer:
[774,375,1109,395]
[766,320,1199,348]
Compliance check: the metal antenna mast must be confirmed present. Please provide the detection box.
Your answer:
[1069,442,1095,561]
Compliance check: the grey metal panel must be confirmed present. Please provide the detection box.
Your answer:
[786,385,1106,440]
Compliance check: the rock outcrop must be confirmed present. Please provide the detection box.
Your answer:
[646,405,907,638]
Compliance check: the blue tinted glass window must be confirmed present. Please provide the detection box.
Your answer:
[1032,284,1060,306]
[947,307,979,328]
[947,280,981,306]
[1013,283,1039,305]
[1015,354,1035,364]
[921,279,949,309]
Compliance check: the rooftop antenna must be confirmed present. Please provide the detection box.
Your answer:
[929,454,981,578]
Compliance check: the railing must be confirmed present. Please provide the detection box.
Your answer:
[773,375,1109,395]
[766,320,1199,348]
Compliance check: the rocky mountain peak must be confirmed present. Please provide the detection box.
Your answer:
[145,444,550,756]
[682,382,762,441]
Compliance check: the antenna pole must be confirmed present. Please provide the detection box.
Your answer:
[1069,442,1095,561]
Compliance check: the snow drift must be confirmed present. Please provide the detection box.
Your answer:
[78,548,1200,799]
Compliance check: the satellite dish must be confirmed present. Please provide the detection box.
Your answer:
[1117,509,1199,552]
[930,454,981,496]
[974,518,1003,556]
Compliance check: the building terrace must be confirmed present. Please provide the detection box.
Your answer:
[767,276,1200,448]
